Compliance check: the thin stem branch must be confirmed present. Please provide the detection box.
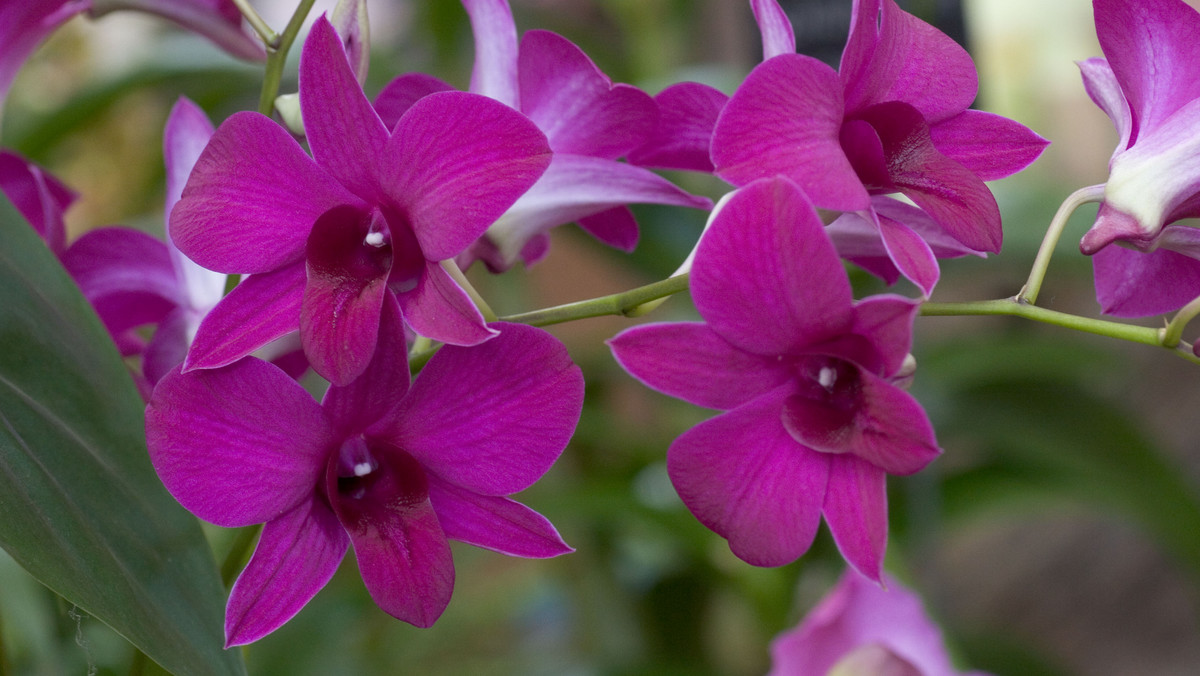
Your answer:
[231,0,277,46]
[441,260,497,322]
[256,0,318,116]
[1162,293,1200,348]
[499,274,690,327]
[921,299,1200,365]
[1017,184,1106,305]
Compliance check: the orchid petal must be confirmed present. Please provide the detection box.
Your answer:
[628,81,728,172]
[300,16,389,203]
[849,295,921,377]
[1092,238,1200,317]
[667,388,829,567]
[428,477,572,558]
[224,498,348,647]
[142,308,192,385]
[389,323,582,496]
[396,260,496,346]
[872,210,940,297]
[145,359,333,528]
[0,150,76,256]
[374,73,455,130]
[822,455,887,582]
[0,1,89,118]
[751,0,796,60]
[171,110,364,273]
[322,294,410,434]
[462,0,520,108]
[185,262,304,372]
[608,322,790,410]
[577,206,639,252]
[827,197,986,280]
[929,110,1049,181]
[88,0,265,61]
[519,30,656,158]
[691,177,854,356]
[331,0,370,85]
[60,227,180,336]
[840,0,977,123]
[713,54,868,211]
[1078,57,1131,158]
[380,91,551,260]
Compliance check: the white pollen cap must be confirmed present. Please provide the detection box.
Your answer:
[353,462,373,477]
[818,366,837,390]
[364,231,385,246]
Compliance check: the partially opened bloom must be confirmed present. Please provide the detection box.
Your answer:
[609,177,940,579]
[145,308,584,645]
[769,570,990,676]
[712,0,1046,294]
[374,0,711,272]
[173,15,552,385]
[1077,0,1200,316]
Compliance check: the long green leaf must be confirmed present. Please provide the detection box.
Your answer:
[0,196,244,676]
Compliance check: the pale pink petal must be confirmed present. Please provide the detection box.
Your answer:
[428,477,571,558]
[145,359,333,528]
[929,110,1049,181]
[60,227,180,337]
[224,498,349,646]
[374,73,455,130]
[608,322,790,410]
[88,0,265,61]
[668,388,829,567]
[322,294,410,434]
[462,0,520,107]
[751,0,796,60]
[396,260,496,346]
[331,0,370,84]
[822,455,888,581]
[1078,57,1131,157]
[628,81,728,172]
[184,263,305,372]
[388,323,582,496]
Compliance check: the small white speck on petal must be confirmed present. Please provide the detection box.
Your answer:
[818,366,837,390]
[353,462,373,476]
[364,231,385,247]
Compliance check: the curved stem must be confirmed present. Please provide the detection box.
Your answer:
[499,274,690,327]
[1017,184,1106,305]
[231,0,277,45]
[922,299,1200,365]
[1162,293,1200,348]
[256,0,319,116]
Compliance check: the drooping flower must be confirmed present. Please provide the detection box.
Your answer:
[172,15,552,385]
[712,0,1046,295]
[768,569,990,676]
[1076,0,1200,317]
[609,176,940,579]
[145,306,584,645]
[373,0,711,272]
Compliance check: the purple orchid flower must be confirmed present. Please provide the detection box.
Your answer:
[1076,0,1200,317]
[145,306,584,645]
[769,570,990,676]
[711,0,1046,295]
[0,0,90,125]
[373,0,712,272]
[609,176,940,580]
[0,149,77,257]
[172,15,552,386]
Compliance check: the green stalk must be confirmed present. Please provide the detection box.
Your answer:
[256,0,319,116]
[230,0,277,46]
[499,274,690,327]
[1017,184,1106,305]
[1162,293,1200,348]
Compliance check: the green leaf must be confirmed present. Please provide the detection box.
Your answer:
[0,196,244,675]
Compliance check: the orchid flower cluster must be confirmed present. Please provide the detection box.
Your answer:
[3,0,1200,673]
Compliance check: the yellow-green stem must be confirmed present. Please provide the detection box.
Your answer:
[1017,184,1106,305]
[231,0,277,45]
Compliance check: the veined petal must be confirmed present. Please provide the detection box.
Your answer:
[929,110,1049,182]
[374,73,455,130]
[668,388,829,567]
[627,81,728,172]
[822,455,887,582]
[171,110,364,273]
[872,210,939,297]
[691,177,854,356]
[840,0,977,123]
[462,0,520,108]
[60,227,180,337]
[224,498,349,647]
[300,16,389,202]
[396,260,496,346]
[0,150,76,256]
[145,359,334,528]
[0,0,89,116]
[388,323,582,496]
[849,295,921,378]
[1094,0,1200,141]
[608,322,790,410]
[428,477,571,558]
[184,262,305,372]
[88,0,265,61]
[1078,58,1131,158]
[713,54,868,211]
[1092,235,1200,317]
[519,30,656,158]
[379,91,551,260]
[751,0,796,60]
[848,369,941,475]
[322,294,410,434]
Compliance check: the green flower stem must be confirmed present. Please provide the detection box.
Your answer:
[1017,184,1106,305]
[231,0,277,46]
[499,273,690,327]
[921,299,1200,365]
[220,524,262,588]
[441,260,497,322]
[1162,293,1200,348]
[256,0,318,116]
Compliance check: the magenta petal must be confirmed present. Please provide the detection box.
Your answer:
[374,73,455,130]
[929,110,1049,181]
[751,0,796,60]
[60,227,180,336]
[381,91,551,260]
[628,82,728,172]
[840,0,977,123]
[224,498,349,647]
[428,477,571,558]
[172,111,363,273]
[300,17,389,202]
[462,0,520,107]
[145,359,333,528]
[873,211,940,297]
[322,294,410,434]
[1092,240,1200,317]
[691,177,854,356]
[608,322,790,410]
[0,1,88,112]
[577,207,638,252]
[185,263,305,372]
[713,54,869,211]
[850,295,921,377]
[390,323,583,496]
[849,369,940,475]
[327,446,453,628]
[1078,57,1131,157]
[668,388,829,567]
[0,150,76,256]
[142,308,192,385]
[519,30,656,158]
[396,261,495,346]
[822,456,888,582]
